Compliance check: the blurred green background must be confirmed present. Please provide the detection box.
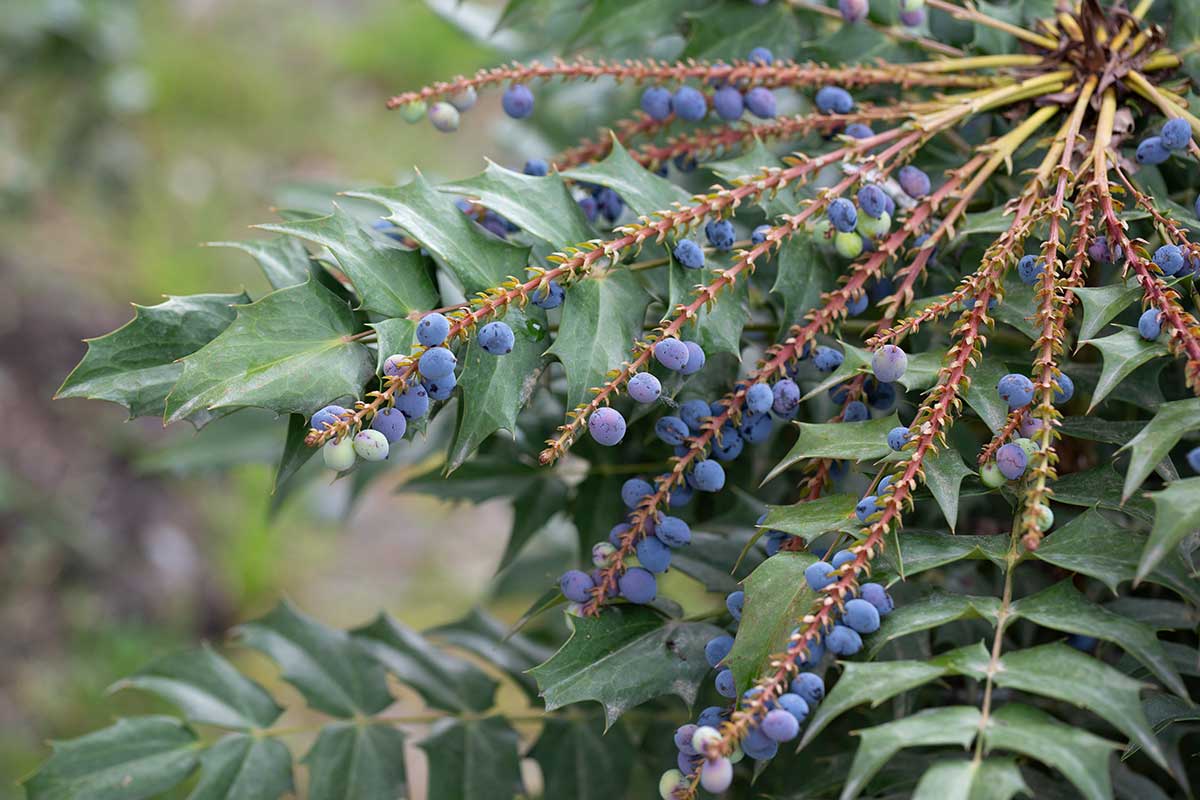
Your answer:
[0,1,547,792]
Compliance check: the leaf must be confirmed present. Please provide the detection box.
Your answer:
[23,716,199,800]
[529,717,635,800]
[1034,509,1200,605]
[273,413,317,501]
[113,645,282,730]
[347,173,529,295]
[258,205,438,317]
[1074,283,1142,341]
[351,613,498,713]
[1119,398,1200,500]
[683,2,803,62]
[1079,326,1169,411]
[983,704,1119,800]
[771,234,835,328]
[546,271,649,410]
[191,734,293,800]
[235,601,393,718]
[866,592,1001,658]
[1012,581,1186,698]
[704,139,797,218]
[1059,416,1150,445]
[208,236,312,290]
[991,281,1039,340]
[911,758,1029,800]
[442,162,594,246]
[800,659,952,748]
[561,137,689,218]
[1139,476,1200,585]
[963,357,1011,433]
[726,552,818,692]
[369,317,416,372]
[426,608,552,700]
[1048,464,1155,523]
[898,350,946,393]
[989,643,1168,771]
[761,494,859,543]
[56,292,247,421]
[165,280,374,424]
[842,707,981,800]
[923,447,976,532]
[419,716,523,800]
[669,530,764,593]
[501,477,570,571]
[764,413,901,484]
[667,258,750,358]
[303,722,406,800]
[1106,597,1200,630]
[529,606,723,727]
[880,531,1010,578]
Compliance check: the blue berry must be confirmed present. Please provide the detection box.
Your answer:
[478,321,514,355]
[831,548,856,569]
[742,726,778,761]
[740,411,773,442]
[353,429,390,462]
[559,569,594,603]
[1162,117,1192,150]
[423,373,456,401]
[776,692,809,724]
[370,407,407,443]
[382,353,404,375]
[628,372,662,404]
[448,87,477,111]
[804,560,836,591]
[1154,244,1185,276]
[609,523,630,548]
[799,640,825,668]
[882,429,910,456]
[1188,446,1200,473]
[843,400,868,422]
[748,46,774,65]
[996,442,1028,480]
[705,219,736,250]
[714,668,737,698]
[791,672,825,706]
[855,495,879,522]
[641,87,673,120]
[697,706,725,729]
[726,590,744,621]
[578,195,598,222]
[764,531,786,556]
[746,382,774,413]
[673,154,697,172]
[857,184,887,218]
[427,101,460,132]
[655,337,691,371]
[674,724,699,755]
[589,407,626,446]
[744,87,776,118]
[1138,308,1162,341]
[816,86,854,114]
[826,624,863,656]
[1136,136,1170,165]
[997,373,1035,409]
[762,708,800,742]
[532,280,564,309]
[1017,254,1044,285]
[847,291,868,316]
[312,404,347,432]
[417,312,451,346]
[419,346,457,378]
[619,566,657,603]
[712,427,744,461]
[501,84,534,118]
[1088,235,1120,264]
[692,460,726,492]
[712,86,744,120]
[700,757,733,793]
[656,416,689,445]
[681,341,707,375]
[871,344,908,383]
[523,158,548,176]
[596,188,623,222]
[636,535,672,573]
[677,399,708,434]
[621,477,654,509]
[395,384,430,419]
[878,475,894,494]
[705,635,734,667]
[898,165,931,198]
[672,86,707,121]
[673,239,705,270]
[838,0,869,22]
[669,482,693,508]
[860,582,894,614]
[844,598,881,633]
[829,198,858,233]
[772,379,801,415]
[656,515,692,548]
[751,224,771,245]
[813,346,844,372]
[1054,372,1074,404]
[845,122,874,138]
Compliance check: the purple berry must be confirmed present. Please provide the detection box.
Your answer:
[762,708,800,742]
[680,399,711,432]
[1017,254,1044,285]
[589,407,626,446]
[748,46,774,65]
[640,87,673,120]
[997,373,1034,409]
[312,404,347,432]
[428,101,460,133]
[673,239,705,270]
[382,355,405,377]
[418,346,456,379]
[790,672,824,705]
[844,598,881,633]
[741,411,773,442]
[656,515,692,547]
[899,7,925,25]
[829,198,858,232]
[843,400,868,422]
[370,407,407,443]
[559,569,594,602]
[772,378,801,415]
[714,668,737,698]
[996,442,1028,480]
[477,321,514,355]
[395,384,429,419]
[751,224,771,245]
[636,535,672,573]
[858,184,887,218]
[654,337,691,371]
[845,122,874,138]
[726,589,744,620]
[816,86,854,114]
[692,460,725,492]
[704,635,734,667]
[681,341,706,376]
[742,726,778,760]
[855,495,879,523]
[744,86,777,118]
[621,477,654,509]
[847,291,868,316]
[776,692,809,723]
[672,86,707,121]
[712,426,744,461]
[1154,244,1185,276]
[1054,372,1074,404]
[887,426,910,451]
[501,84,534,119]
[619,566,657,603]
[871,344,908,383]
[417,312,450,346]
[656,416,690,446]
[705,219,736,251]
[1188,446,1200,473]
[1162,117,1192,151]
[532,280,564,309]
[1136,136,1170,165]
[700,757,733,793]
[813,346,844,372]
[898,165,931,198]
[838,0,869,22]
[826,624,863,655]
[712,86,744,121]
[523,158,548,177]
[804,560,835,591]
[746,382,774,413]
[628,372,662,404]
[860,582,894,614]
[1138,308,1163,340]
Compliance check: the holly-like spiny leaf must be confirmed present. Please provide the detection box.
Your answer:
[725,551,818,693]
[982,704,1118,800]
[1079,326,1169,411]
[442,161,594,246]
[1119,397,1200,500]
[561,137,689,218]
[866,592,1001,658]
[1074,282,1143,341]
[1139,476,1200,586]
[842,706,981,800]
[761,494,860,544]
[763,412,901,484]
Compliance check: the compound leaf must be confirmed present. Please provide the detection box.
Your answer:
[442,162,593,246]
[192,734,293,800]
[1119,398,1200,500]
[530,717,635,800]
[842,706,981,800]
[419,716,522,800]
[1079,326,1168,411]
[303,722,406,800]
[1139,476,1200,585]
[726,552,818,693]
[765,413,901,483]
[983,704,1118,800]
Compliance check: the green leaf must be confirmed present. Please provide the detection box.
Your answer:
[165,280,374,424]
[726,552,818,692]
[704,139,796,218]
[56,292,246,422]
[1139,476,1200,585]
[991,281,1039,340]
[1059,416,1149,445]
[23,716,199,800]
[113,645,282,730]
[191,734,293,800]
[273,413,317,501]
[235,601,392,719]
[1106,597,1200,630]
[501,477,570,571]
[449,305,548,471]
[426,609,552,701]
[529,606,723,727]
[1048,464,1155,522]
[1034,509,1200,605]
[667,258,750,358]
[208,236,312,290]
[351,613,497,713]
[1079,326,1169,411]
[561,138,689,218]
[923,447,976,532]
[911,758,1029,800]
[369,317,416,372]
[258,205,438,317]
[842,706,981,800]
[764,413,900,483]
[867,592,1001,658]
[898,350,946,392]
[546,271,649,410]
[983,704,1119,800]
[419,716,522,800]
[800,659,952,748]
[881,531,1010,578]
[347,174,528,295]
[442,162,593,246]
[761,494,859,543]
[771,235,835,328]
[684,2,803,61]
[303,722,406,800]
[1119,398,1200,500]
[963,357,1011,433]
[670,530,764,593]
[529,717,635,800]
[989,643,1168,771]
[1074,282,1142,341]
[1013,581,1186,698]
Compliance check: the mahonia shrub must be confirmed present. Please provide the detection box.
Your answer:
[36,0,1200,797]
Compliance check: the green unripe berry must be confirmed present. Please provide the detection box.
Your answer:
[353,429,390,462]
[834,230,864,259]
[812,218,833,240]
[400,100,427,123]
[1015,437,1038,459]
[857,209,891,239]
[323,437,356,471]
[691,725,722,753]
[981,461,1005,488]
[565,602,584,617]
[1032,503,1053,531]
[658,769,685,799]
